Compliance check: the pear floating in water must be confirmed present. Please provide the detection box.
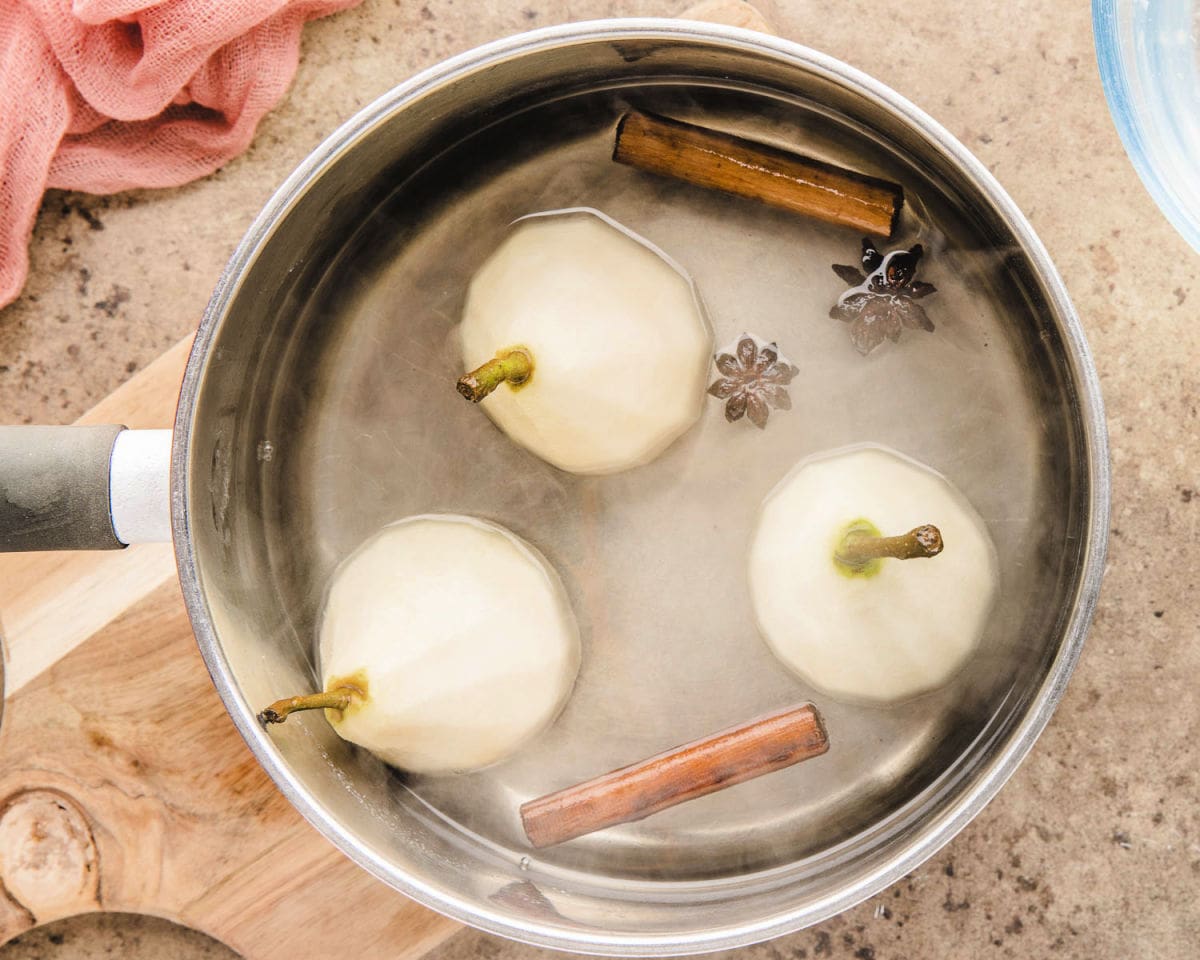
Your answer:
[259,515,580,773]
[457,208,713,475]
[748,445,998,703]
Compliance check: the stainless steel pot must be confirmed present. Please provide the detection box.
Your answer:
[0,20,1108,955]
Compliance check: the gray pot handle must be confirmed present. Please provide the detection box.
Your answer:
[0,426,172,552]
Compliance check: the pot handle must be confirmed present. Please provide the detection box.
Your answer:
[0,426,172,552]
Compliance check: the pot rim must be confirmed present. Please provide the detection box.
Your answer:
[172,18,1110,955]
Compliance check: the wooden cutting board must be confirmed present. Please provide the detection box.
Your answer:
[0,334,461,958]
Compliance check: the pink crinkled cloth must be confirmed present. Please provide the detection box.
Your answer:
[0,0,361,310]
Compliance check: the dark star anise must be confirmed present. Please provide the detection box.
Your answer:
[707,334,799,429]
[830,237,938,355]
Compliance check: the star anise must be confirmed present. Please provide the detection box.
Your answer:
[707,334,799,429]
[830,238,937,355]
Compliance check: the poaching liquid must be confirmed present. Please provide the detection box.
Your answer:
[261,82,1079,882]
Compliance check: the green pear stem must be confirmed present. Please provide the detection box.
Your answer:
[457,348,533,402]
[836,524,944,568]
[257,686,358,725]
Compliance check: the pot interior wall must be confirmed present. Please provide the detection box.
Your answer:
[183,31,1093,947]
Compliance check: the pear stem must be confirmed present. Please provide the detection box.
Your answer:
[257,686,358,726]
[457,349,533,403]
[836,523,944,568]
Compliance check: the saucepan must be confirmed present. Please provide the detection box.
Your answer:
[0,20,1107,955]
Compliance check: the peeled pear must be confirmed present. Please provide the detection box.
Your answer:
[260,515,580,774]
[457,208,712,475]
[748,445,998,703]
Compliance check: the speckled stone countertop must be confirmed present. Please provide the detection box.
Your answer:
[1,1,1197,958]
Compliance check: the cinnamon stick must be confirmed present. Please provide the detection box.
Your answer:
[613,111,903,237]
[520,702,829,848]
